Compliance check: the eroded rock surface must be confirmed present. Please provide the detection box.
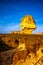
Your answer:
[20,15,36,34]
[0,34,43,65]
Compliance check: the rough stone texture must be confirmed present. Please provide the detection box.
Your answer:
[0,49,19,65]
[20,15,36,34]
[0,34,43,65]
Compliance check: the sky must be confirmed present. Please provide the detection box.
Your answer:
[0,0,43,33]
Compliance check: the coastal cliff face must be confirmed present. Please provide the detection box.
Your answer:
[0,34,43,65]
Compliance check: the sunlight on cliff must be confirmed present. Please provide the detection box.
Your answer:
[20,15,36,34]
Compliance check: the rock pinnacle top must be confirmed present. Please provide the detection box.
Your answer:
[20,15,36,34]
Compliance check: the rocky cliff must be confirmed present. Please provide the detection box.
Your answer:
[0,34,43,65]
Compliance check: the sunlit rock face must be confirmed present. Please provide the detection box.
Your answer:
[37,32,43,34]
[10,31,22,34]
[10,15,36,34]
[20,15,36,34]
[0,15,43,65]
